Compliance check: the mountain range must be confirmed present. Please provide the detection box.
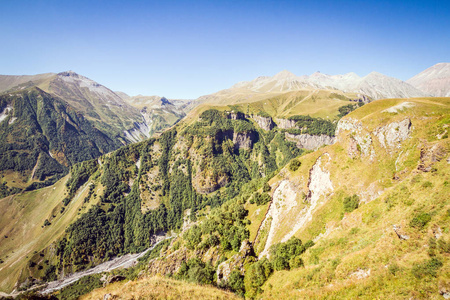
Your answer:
[199,63,450,105]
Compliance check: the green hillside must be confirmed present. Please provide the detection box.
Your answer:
[0,87,122,194]
[133,97,449,299]
[1,97,448,300]
[0,106,304,293]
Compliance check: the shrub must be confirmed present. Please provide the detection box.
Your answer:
[244,258,273,298]
[228,269,245,297]
[388,263,400,275]
[438,239,450,253]
[178,258,215,285]
[409,213,431,230]
[253,192,271,206]
[289,256,304,269]
[263,182,271,192]
[289,159,301,172]
[422,181,433,188]
[343,194,359,213]
[411,258,443,279]
[273,255,290,271]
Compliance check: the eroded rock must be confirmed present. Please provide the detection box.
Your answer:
[285,133,335,150]
[275,118,297,129]
[216,240,254,286]
[374,119,412,151]
[233,131,257,150]
[252,115,275,131]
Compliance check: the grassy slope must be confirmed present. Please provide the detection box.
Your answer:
[181,90,358,130]
[252,97,450,298]
[80,276,240,300]
[237,90,358,119]
[0,175,102,292]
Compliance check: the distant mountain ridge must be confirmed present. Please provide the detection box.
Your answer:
[407,62,450,97]
[227,69,428,100]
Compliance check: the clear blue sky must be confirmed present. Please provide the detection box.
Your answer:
[1,0,449,99]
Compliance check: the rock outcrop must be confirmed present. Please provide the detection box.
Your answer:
[257,154,334,258]
[257,180,298,258]
[374,119,412,152]
[336,118,375,159]
[251,115,275,131]
[225,111,246,120]
[417,143,448,172]
[233,131,257,150]
[216,240,254,285]
[285,133,335,150]
[275,118,297,129]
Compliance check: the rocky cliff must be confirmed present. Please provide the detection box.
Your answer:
[285,132,336,150]
[251,115,275,131]
[275,118,297,129]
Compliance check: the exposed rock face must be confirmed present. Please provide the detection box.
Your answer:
[147,248,190,276]
[147,246,223,278]
[336,118,375,159]
[216,240,254,285]
[393,225,409,240]
[233,131,256,150]
[275,118,297,129]
[251,115,275,131]
[285,133,335,150]
[282,154,333,242]
[374,119,412,151]
[306,154,333,203]
[257,154,334,258]
[123,121,151,143]
[417,143,448,172]
[350,268,371,279]
[257,180,297,258]
[225,111,246,120]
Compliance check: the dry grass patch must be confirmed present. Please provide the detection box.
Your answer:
[81,276,240,300]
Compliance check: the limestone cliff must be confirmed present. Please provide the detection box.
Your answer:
[251,115,275,131]
[285,132,335,150]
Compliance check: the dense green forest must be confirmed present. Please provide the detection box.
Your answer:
[284,115,337,137]
[0,88,122,192]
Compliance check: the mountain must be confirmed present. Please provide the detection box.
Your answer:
[121,95,194,142]
[138,97,450,299]
[39,71,145,141]
[0,87,122,194]
[1,71,192,143]
[407,62,450,97]
[199,69,428,105]
[0,73,55,93]
[0,72,194,196]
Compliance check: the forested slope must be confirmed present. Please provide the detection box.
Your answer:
[0,87,122,195]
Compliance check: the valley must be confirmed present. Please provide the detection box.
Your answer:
[0,63,449,299]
